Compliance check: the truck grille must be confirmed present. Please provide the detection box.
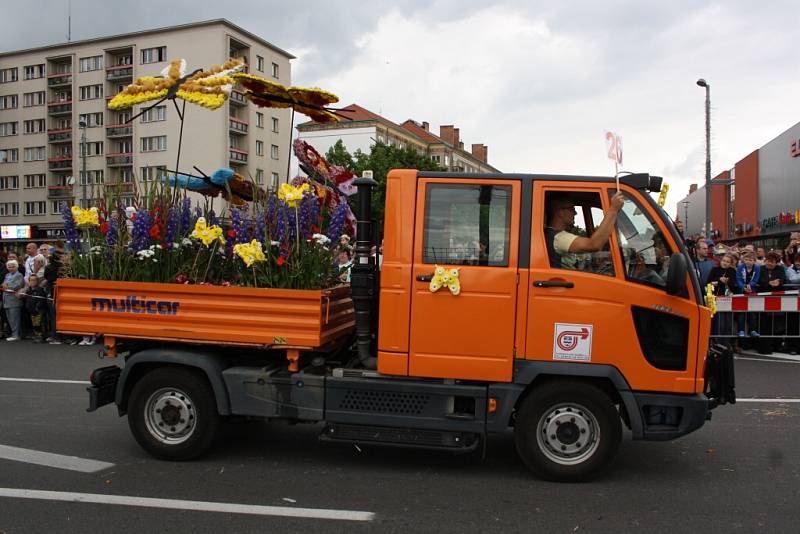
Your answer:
[338,390,430,415]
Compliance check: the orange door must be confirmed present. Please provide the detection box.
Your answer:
[525,182,701,394]
[408,178,521,382]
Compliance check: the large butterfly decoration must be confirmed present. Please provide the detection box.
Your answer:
[231,73,341,123]
[108,58,246,111]
[293,139,356,196]
[163,168,266,206]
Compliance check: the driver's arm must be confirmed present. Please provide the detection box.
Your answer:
[568,192,625,253]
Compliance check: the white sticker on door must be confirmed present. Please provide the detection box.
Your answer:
[553,323,593,361]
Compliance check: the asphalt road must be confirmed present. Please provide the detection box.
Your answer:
[1,342,799,533]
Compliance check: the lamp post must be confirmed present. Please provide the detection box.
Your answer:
[79,119,87,207]
[696,78,711,238]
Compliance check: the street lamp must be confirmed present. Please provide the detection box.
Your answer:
[681,199,690,234]
[79,119,87,207]
[696,78,711,238]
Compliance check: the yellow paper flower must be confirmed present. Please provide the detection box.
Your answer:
[70,206,100,226]
[278,183,310,208]
[705,283,717,317]
[429,265,461,295]
[657,183,669,207]
[190,217,224,247]
[234,240,266,267]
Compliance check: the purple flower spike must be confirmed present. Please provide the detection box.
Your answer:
[131,209,151,252]
[61,204,80,251]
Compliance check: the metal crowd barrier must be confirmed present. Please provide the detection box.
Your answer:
[711,290,800,339]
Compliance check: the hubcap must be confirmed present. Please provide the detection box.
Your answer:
[536,403,600,465]
[143,387,196,445]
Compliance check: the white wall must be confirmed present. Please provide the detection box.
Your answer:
[298,126,377,159]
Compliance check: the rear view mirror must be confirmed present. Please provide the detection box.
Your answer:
[666,253,689,297]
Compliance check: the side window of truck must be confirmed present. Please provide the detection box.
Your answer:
[423,183,511,266]
[543,191,615,276]
[611,191,673,289]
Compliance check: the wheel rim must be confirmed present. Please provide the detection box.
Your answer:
[143,387,196,445]
[536,402,600,466]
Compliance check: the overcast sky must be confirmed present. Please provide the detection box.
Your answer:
[2,0,798,217]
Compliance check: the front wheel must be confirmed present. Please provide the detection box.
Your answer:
[514,381,621,482]
[127,367,220,460]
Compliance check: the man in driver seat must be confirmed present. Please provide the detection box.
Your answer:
[545,192,625,269]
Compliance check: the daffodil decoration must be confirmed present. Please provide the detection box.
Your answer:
[70,206,100,226]
[657,183,669,207]
[233,239,266,267]
[108,58,245,111]
[705,283,717,317]
[190,217,225,247]
[278,182,310,208]
[429,265,461,296]
[231,72,341,123]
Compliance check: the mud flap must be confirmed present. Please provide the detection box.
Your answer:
[705,344,736,408]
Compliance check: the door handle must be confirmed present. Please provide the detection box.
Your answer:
[416,274,433,282]
[533,280,574,288]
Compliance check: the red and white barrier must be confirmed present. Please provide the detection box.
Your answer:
[716,291,800,312]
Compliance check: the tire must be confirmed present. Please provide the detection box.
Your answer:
[127,367,220,461]
[514,380,622,482]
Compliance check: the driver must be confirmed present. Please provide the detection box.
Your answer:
[545,192,625,269]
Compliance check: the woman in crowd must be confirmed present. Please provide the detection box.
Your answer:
[2,259,25,341]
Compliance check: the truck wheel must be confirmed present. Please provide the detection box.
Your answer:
[127,367,220,461]
[514,381,621,482]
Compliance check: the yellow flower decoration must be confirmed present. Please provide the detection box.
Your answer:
[70,206,100,226]
[231,72,341,123]
[190,217,225,247]
[278,182,310,208]
[233,240,266,267]
[705,283,717,317]
[108,58,244,111]
[429,265,461,296]
[657,183,669,207]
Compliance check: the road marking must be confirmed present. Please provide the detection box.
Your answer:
[0,488,375,521]
[736,398,800,403]
[735,356,800,364]
[0,377,90,384]
[0,445,114,473]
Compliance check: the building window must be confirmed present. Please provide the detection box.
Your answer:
[23,91,46,107]
[0,202,19,216]
[255,168,264,184]
[24,173,46,189]
[79,84,103,101]
[256,112,264,128]
[51,200,69,215]
[81,141,104,156]
[0,94,18,109]
[23,146,45,161]
[141,135,167,152]
[271,62,279,79]
[24,201,47,216]
[140,165,167,182]
[270,144,279,160]
[141,46,167,64]
[79,170,104,185]
[0,175,19,190]
[271,117,279,133]
[78,112,104,127]
[0,148,19,163]
[431,155,441,164]
[23,119,46,135]
[0,67,18,83]
[0,122,18,137]
[23,64,45,80]
[79,55,103,72]
[256,140,264,156]
[141,105,166,123]
[256,56,264,72]
[271,172,279,190]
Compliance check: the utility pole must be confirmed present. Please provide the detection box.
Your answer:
[697,79,711,238]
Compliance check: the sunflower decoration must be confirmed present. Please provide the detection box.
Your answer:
[108,58,246,111]
[231,73,341,123]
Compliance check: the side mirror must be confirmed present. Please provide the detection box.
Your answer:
[666,252,689,297]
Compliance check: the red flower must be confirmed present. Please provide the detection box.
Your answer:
[227,229,237,238]
[149,225,161,239]
[174,274,188,284]
[100,222,109,235]
[310,224,320,233]
[276,256,286,266]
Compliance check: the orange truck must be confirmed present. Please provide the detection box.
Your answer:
[69,170,735,481]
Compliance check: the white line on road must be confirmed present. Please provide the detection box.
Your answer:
[736,398,800,403]
[0,445,114,473]
[0,377,90,384]
[0,488,376,521]
[734,356,800,364]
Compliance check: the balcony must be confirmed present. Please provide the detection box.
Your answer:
[47,100,72,116]
[47,127,72,143]
[48,156,73,170]
[229,117,249,134]
[230,90,247,106]
[229,147,248,164]
[106,124,133,138]
[106,65,133,81]
[106,152,133,166]
[47,73,72,88]
[47,185,74,199]
[104,181,135,194]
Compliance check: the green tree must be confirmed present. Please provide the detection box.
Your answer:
[325,139,355,169]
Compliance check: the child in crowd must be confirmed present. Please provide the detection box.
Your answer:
[735,251,761,338]
[22,274,47,343]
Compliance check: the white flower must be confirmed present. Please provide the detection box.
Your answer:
[181,238,193,246]
[155,244,163,250]
[270,240,280,247]
[172,242,181,249]
[312,233,330,246]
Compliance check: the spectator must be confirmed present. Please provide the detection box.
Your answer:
[2,259,25,341]
[784,232,800,267]
[787,257,800,285]
[337,247,353,283]
[708,253,739,296]
[735,251,761,339]
[23,242,38,285]
[694,240,715,285]
[756,246,767,265]
[43,241,64,344]
[21,274,47,343]
[7,252,25,278]
[756,252,787,355]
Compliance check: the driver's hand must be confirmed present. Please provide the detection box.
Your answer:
[609,192,625,213]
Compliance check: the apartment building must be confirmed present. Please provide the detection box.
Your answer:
[297,103,498,173]
[0,19,294,239]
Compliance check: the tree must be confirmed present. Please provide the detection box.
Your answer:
[325,140,446,224]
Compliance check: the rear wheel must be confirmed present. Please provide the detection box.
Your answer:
[127,367,220,460]
[514,381,621,482]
